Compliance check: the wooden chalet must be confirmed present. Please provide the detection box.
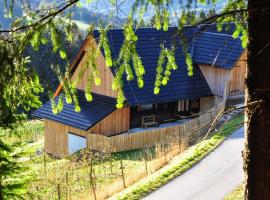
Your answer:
[32,24,246,156]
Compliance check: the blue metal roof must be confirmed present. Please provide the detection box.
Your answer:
[33,24,244,130]
[32,90,117,130]
[93,27,214,106]
[193,23,238,35]
[92,24,244,105]
[192,31,243,69]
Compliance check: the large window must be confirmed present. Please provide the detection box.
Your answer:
[67,132,86,155]
[178,100,189,112]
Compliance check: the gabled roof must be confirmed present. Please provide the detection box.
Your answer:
[93,28,212,106]
[32,90,116,130]
[186,23,244,68]
[192,31,243,69]
[93,24,243,106]
[33,24,244,130]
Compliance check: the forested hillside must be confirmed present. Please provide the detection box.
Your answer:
[24,28,84,102]
[0,0,123,103]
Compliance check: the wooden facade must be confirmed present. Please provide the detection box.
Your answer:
[45,99,225,156]
[46,35,130,156]
[44,119,87,156]
[228,50,247,95]
[199,65,231,96]
[54,35,91,97]
[199,50,247,97]
[71,36,118,98]
[44,107,130,156]
[89,107,130,136]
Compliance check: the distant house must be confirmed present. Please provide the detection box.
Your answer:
[32,24,246,157]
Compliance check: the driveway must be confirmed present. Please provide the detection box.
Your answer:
[143,127,244,200]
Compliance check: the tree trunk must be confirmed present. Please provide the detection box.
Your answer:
[244,0,270,199]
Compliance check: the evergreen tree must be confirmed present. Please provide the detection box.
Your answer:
[0,139,30,199]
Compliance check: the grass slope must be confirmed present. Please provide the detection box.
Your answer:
[224,184,244,200]
[114,114,244,200]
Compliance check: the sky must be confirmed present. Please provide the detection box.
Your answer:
[80,0,229,18]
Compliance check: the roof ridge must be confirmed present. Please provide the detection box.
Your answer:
[201,31,233,37]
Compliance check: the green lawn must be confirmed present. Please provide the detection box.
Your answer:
[0,120,44,145]
[224,184,244,200]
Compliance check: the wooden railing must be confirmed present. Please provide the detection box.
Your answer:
[87,102,226,152]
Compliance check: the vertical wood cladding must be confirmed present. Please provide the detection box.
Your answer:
[44,119,86,157]
[71,35,117,98]
[89,107,130,136]
[44,107,130,156]
[229,50,247,95]
[199,64,231,96]
[199,51,247,97]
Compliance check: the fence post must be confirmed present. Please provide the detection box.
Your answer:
[109,159,113,175]
[109,148,113,175]
[43,154,47,174]
[120,159,126,188]
[89,158,97,200]
[178,127,182,153]
[164,144,167,164]
[65,172,69,200]
[57,184,61,200]
[36,186,41,200]
[144,157,148,175]
[143,149,149,175]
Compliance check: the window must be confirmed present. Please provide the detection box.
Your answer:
[67,132,86,155]
[178,100,189,112]
[178,99,200,113]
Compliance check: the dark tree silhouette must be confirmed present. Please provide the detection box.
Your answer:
[244,1,270,199]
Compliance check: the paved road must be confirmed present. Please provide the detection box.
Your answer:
[144,127,244,200]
